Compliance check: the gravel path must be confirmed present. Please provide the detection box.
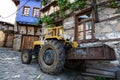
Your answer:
[0,48,85,80]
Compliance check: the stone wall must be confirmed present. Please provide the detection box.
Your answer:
[63,16,75,41]
[13,34,22,50]
[94,8,120,64]
[62,7,120,64]
[95,8,120,40]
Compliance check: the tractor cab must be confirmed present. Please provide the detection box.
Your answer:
[44,27,64,40]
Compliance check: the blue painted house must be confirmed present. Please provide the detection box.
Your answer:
[12,0,42,50]
[16,0,41,25]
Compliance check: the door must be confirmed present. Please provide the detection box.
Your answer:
[21,35,39,50]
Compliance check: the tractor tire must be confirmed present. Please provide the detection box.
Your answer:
[38,40,65,74]
[21,50,32,64]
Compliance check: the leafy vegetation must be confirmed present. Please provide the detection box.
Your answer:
[95,76,107,80]
[36,12,57,28]
[40,0,86,20]
[56,0,70,18]
[41,0,49,6]
[37,0,118,27]
[70,0,86,11]
[38,0,86,27]
[110,0,117,8]
[56,0,86,18]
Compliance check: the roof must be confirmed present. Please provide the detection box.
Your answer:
[12,0,20,6]
[0,21,14,26]
[17,22,42,27]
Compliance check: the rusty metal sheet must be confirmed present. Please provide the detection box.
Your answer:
[66,44,116,60]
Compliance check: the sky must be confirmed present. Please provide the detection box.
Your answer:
[0,0,17,24]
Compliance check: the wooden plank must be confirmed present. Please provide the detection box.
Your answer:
[82,61,120,79]
[20,26,26,34]
[21,35,39,50]
[86,62,120,72]
[82,73,115,78]
[5,34,14,47]
[27,27,34,35]
[85,69,115,77]
[86,66,120,72]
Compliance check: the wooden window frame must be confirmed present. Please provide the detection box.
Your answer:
[32,7,40,17]
[22,6,30,16]
[74,8,95,43]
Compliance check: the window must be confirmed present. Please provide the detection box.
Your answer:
[77,11,94,41]
[22,6,30,16]
[33,7,40,17]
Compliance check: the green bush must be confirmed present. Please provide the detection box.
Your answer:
[95,76,107,80]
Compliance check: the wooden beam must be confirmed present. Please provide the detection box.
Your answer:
[40,1,57,12]
[92,0,99,23]
[99,14,120,22]
[3,33,8,47]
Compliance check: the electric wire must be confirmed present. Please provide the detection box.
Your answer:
[0,0,30,19]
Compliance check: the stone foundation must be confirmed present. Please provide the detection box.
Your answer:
[13,34,22,50]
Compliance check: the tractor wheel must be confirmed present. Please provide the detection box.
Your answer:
[38,40,65,74]
[21,50,32,64]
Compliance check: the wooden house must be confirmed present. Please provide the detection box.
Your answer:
[0,21,14,47]
[12,0,42,50]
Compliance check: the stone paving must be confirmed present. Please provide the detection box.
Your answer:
[0,48,85,80]
[0,48,39,80]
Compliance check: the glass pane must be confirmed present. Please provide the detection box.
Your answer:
[79,13,92,19]
[33,8,39,17]
[23,7,30,16]
[85,21,91,30]
[78,32,84,40]
[78,24,84,32]
[86,30,92,39]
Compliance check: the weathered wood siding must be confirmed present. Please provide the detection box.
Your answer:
[21,35,39,50]
[19,25,26,34]
[13,24,42,50]
[0,31,5,47]
[35,27,42,35]
[27,27,34,35]
[5,34,14,47]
